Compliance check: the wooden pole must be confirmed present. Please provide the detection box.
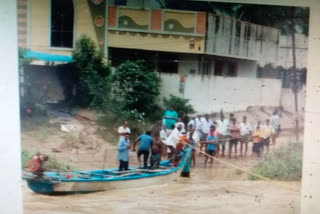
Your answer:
[290,7,300,142]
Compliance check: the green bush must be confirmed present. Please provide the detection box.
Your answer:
[72,35,111,109]
[111,60,161,119]
[163,94,195,118]
[249,142,303,181]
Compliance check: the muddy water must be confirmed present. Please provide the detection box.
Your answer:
[23,167,300,214]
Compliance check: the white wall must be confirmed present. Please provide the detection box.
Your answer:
[0,0,23,213]
[277,33,308,69]
[206,14,280,63]
[159,73,282,114]
[280,85,306,113]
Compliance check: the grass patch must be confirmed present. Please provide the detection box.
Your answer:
[22,148,33,168]
[45,158,73,172]
[249,142,302,181]
[22,148,74,172]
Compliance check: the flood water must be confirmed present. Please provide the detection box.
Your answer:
[23,167,300,214]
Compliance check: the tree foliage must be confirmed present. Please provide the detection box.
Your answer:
[111,60,161,119]
[163,94,195,118]
[72,35,111,109]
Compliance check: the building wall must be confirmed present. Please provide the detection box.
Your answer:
[280,85,306,113]
[76,0,100,49]
[17,0,28,48]
[108,31,205,54]
[29,0,98,56]
[159,73,282,114]
[206,14,280,63]
[277,33,308,69]
[107,7,206,54]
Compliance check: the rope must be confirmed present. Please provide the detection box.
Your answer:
[183,141,300,192]
[198,135,251,144]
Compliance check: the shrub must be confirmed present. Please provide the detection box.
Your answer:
[72,35,111,109]
[111,60,161,119]
[249,142,303,181]
[163,94,195,118]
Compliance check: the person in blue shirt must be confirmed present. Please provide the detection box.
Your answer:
[133,131,153,169]
[204,125,218,168]
[118,132,131,171]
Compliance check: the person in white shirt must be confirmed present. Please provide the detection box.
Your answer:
[187,117,196,129]
[160,125,168,143]
[160,125,169,158]
[199,114,213,155]
[270,111,281,145]
[216,113,229,157]
[239,116,252,156]
[165,124,182,160]
[118,121,131,140]
[187,125,200,167]
[195,115,201,133]
[176,118,186,133]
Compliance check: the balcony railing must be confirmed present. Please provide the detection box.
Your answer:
[206,14,280,61]
[108,6,206,37]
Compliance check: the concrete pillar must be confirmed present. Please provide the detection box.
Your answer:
[301,2,320,213]
[0,0,23,213]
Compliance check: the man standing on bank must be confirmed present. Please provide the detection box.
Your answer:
[239,116,252,156]
[118,121,131,140]
[118,132,131,171]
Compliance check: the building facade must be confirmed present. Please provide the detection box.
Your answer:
[21,0,280,78]
[20,0,295,113]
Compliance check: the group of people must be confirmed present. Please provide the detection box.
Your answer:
[117,122,165,171]
[117,106,282,170]
[116,105,193,171]
[161,106,282,164]
[187,111,281,159]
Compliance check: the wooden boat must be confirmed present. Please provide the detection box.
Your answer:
[24,147,192,194]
